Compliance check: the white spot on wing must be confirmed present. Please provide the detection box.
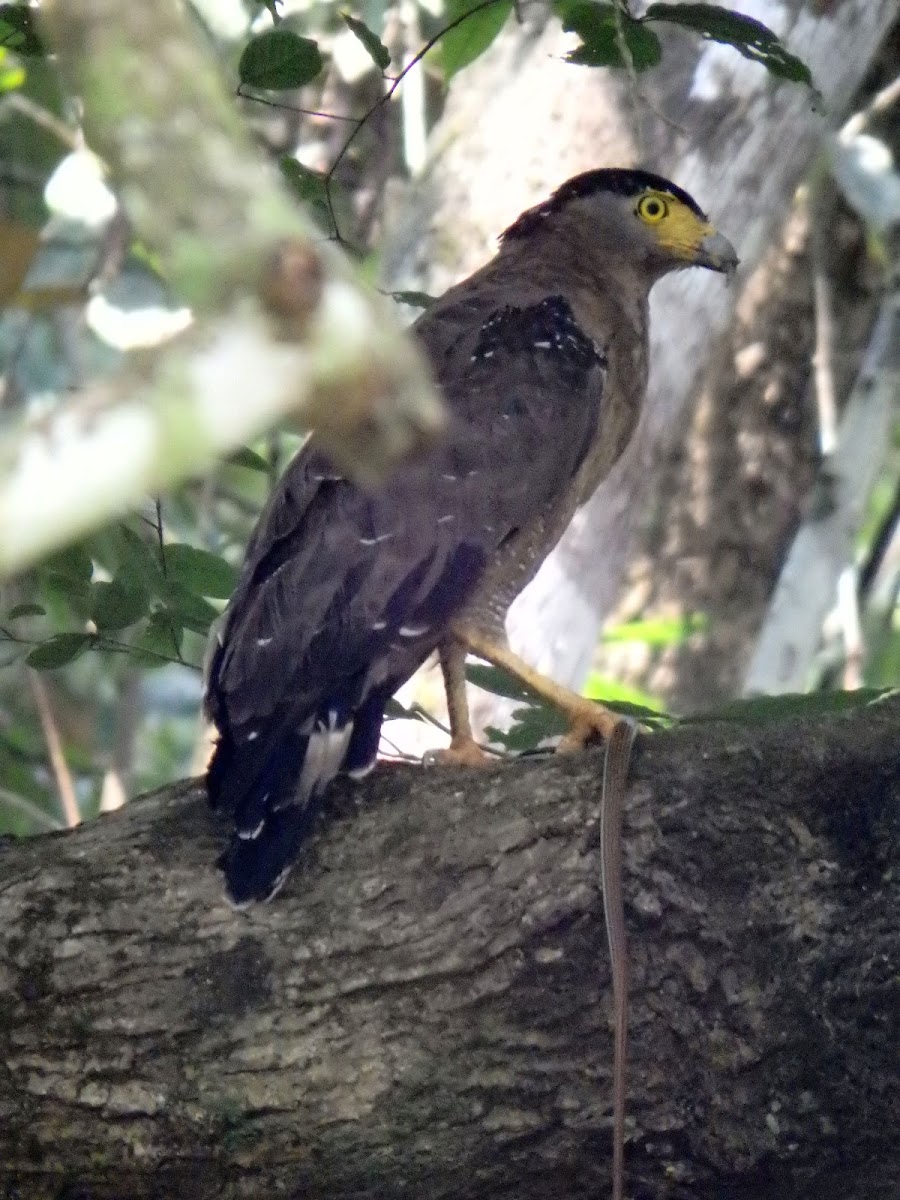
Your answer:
[299,721,353,797]
[256,636,273,647]
[399,624,429,638]
[246,731,259,742]
[360,533,395,546]
[237,818,265,840]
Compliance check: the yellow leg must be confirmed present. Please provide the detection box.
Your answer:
[427,637,494,767]
[451,624,621,749]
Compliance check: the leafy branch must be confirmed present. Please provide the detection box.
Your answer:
[237,0,814,243]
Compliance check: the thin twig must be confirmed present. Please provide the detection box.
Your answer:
[610,0,684,141]
[0,91,80,149]
[809,177,866,682]
[376,731,420,762]
[810,184,839,456]
[323,0,509,242]
[0,786,66,833]
[406,701,453,738]
[27,669,80,828]
[150,498,187,662]
[98,635,198,669]
[236,85,363,123]
[153,498,167,575]
[611,0,644,150]
[0,628,198,670]
[407,700,506,757]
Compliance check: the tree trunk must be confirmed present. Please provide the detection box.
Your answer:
[381,0,898,719]
[1,698,898,1200]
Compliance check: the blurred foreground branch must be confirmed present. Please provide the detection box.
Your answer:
[0,0,442,575]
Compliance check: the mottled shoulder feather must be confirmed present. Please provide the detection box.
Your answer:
[470,295,607,374]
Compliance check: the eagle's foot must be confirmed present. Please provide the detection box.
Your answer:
[556,698,623,753]
[450,625,622,753]
[424,736,495,768]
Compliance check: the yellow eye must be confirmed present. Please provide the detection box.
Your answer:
[637,194,668,223]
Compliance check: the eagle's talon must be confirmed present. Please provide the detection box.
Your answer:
[557,719,605,753]
[556,703,624,753]
[424,737,495,768]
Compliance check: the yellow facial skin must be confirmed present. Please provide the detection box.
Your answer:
[634,188,719,265]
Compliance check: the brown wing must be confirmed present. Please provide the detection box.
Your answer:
[205,292,608,903]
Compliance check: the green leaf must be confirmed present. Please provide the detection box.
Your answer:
[133,611,184,667]
[864,626,900,690]
[163,545,237,599]
[239,29,323,89]
[643,3,812,85]
[227,446,270,472]
[26,632,93,670]
[6,603,46,619]
[162,583,220,635]
[112,524,165,595]
[0,4,45,55]
[684,689,896,726]
[89,581,150,632]
[487,704,568,753]
[441,0,513,80]
[37,572,92,623]
[341,13,390,71]
[390,290,438,310]
[279,157,329,207]
[465,662,537,703]
[602,613,708,647]
[582,674,671,722]
[384,696,419,720]
[0,54,25,92]
[559,1,661,70]
[43,543,94,584]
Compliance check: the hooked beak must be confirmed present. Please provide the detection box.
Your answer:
[697,230,739,278]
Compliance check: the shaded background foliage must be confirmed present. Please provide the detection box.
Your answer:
[0,0,898,837]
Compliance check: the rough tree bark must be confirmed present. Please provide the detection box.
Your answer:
[381,0,898,714]
[1,697,898,1200]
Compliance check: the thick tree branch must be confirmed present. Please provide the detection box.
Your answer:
[1,697,898,1199]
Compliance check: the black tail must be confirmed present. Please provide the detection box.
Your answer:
[217,801,322,906]
[207,716,353,906]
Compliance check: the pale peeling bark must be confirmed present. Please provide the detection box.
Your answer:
[381,0,898,711]
[0,0,443,576]
[1,697,898,1199]
[744,293,900,693]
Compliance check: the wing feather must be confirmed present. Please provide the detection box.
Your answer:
[208,293,606,734]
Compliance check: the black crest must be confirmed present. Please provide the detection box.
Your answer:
[502,168,707,241]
